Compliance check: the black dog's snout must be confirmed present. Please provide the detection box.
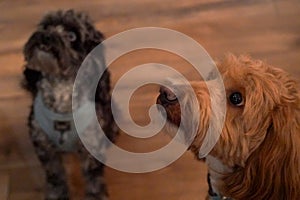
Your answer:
[44,34,51,42]
[39,34,53,50]
[28,32,51,51]
[159,86,178,105]
[30,31,61,51]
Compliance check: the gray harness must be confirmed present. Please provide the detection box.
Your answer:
[34,92,93,151]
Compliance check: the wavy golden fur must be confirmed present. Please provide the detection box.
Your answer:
[157,54,300,199]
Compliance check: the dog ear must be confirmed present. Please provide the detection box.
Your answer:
[22,66,42,96]
[222,70,300,199]
[83,23,104,53]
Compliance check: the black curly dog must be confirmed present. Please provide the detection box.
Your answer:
[22,10,118,200]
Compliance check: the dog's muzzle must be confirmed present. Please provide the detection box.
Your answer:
[30,31,63,53]
[157,86,181,126]
[157,86,178,106]
[37,33,52,51]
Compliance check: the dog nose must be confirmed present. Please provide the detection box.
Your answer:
[44,34,51,42]
[159,86,177,104]
[39,34,52,51]
[39,44,51,51]
[40,33,52,45]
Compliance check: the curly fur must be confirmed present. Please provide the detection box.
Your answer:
[157,54,300,199]
[22,10,118,200]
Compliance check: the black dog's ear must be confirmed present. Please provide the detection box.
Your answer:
[22,67,42,95]
[95,69,111,104]
[84,23,104,53]
[82,20,108,104]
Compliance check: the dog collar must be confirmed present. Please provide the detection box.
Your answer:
[33,92,94,151]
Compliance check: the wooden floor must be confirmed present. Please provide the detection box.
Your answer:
[0,0,299,199]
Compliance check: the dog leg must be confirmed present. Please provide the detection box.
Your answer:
[78,143,108,200]
[30,124,69,200]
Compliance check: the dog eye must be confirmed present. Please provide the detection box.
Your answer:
[229,92,244,106]
[67,32,77,42]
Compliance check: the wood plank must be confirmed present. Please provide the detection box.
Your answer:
[9,191,43,200]
[0,173,9,200]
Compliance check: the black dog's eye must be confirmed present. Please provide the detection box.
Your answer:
[229,92,244,106]
[67,31,77,42]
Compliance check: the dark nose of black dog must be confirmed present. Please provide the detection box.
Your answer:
[159,86,177,105]
[39,34,52,51]
[44,34,51,42]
